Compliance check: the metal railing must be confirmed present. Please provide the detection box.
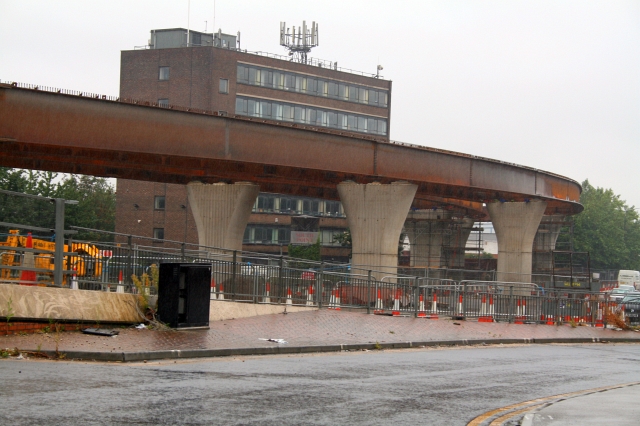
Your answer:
[1,225,622,327]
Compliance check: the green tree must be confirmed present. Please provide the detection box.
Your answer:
[573,180,640,270]
[0,168,115,241]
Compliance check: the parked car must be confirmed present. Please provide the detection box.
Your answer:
[609,285,635,302]
[621,293,640,325]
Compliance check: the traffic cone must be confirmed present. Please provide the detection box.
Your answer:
[286,287,292,306]
[514,299,525,324]
[457,294,464,316]
[219,283,225,300]
[417,293,426,317]
[264,281,271,303]
[19,233,37,286]
[117,270,125,293]
[392,288,401,316]
[374,288,384,314]
[334,287,341,310]
[426,292,439,319]
[595,302,604,328]
[479,295,494,322]
[546,315,555,325]
[70,266,78,290]
[210,278,217,300]
[480,294,487,316]
[306,284,314,306]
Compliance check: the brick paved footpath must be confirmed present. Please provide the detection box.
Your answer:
[2,310,639,361]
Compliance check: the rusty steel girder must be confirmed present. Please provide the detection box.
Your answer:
[0,84,582,219]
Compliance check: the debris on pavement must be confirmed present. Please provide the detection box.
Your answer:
[81,328,120,337]
[135,324,147,329]
[259,338,287,344]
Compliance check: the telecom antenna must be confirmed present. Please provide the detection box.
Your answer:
[280,21,318,64]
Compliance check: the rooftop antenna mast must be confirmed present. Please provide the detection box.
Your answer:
[280,21,318,64]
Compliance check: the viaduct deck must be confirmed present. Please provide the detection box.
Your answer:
[0,83,582,219]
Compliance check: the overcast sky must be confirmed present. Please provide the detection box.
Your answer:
[1,0,638,208]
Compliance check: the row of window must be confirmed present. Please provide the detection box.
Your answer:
[236,96,388,136]
[152,195,343,217]
[237,64,389,108]
[243,226,346,246]
[254,195,343,216]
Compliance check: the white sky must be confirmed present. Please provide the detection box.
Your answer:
[1,0,639,208]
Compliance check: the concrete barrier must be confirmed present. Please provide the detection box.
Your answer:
[0,283,141,323]
[209,299,317,322]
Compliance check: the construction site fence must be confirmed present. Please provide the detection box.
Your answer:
[0,233,622,327]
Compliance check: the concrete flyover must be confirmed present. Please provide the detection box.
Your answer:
[0,83,583,279]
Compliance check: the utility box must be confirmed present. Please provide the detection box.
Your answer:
[158,263,211,329]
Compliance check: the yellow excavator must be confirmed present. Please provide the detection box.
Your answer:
[0,230,103,285]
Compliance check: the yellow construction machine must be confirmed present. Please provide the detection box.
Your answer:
[0,230,103,285]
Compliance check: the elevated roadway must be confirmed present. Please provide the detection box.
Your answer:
[0,83,582,219]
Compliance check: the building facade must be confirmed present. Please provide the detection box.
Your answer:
[116,28,392,261]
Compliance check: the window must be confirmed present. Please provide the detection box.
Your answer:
[234,64,390,109]
[256,195,275,211]
[154,196,165,210]
[159,66,169,80]
[153,228,165,240]
[158,98,169,107]
[235,96,388,136]
[325,201,341,216]
[191,32,201,46]
[219,79,229,94]
[302,200,320,215]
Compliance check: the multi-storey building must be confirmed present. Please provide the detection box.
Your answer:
[115,27,393,261]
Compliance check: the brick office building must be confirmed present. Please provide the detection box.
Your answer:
[116,28,393,261]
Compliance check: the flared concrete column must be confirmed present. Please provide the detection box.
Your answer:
[338,181,417,279]
[187,182,259,252]
[487,200,547,286]
[448,218,475,269]
[532,215,566,274]
[404,209,452,268]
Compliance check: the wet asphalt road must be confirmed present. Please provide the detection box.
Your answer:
[1,343,640,425]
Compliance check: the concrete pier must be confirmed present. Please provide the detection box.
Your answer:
[187,182,259,252]
[337,181,417,279]
[487,200,547,288]
[532,215,566,275]
[405,209,452,268]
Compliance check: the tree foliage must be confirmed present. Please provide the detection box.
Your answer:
[573,180,640,270]
[0,168,115,241]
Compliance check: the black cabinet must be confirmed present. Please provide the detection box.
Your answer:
[158,263,211,328]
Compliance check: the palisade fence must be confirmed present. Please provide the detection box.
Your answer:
[0,226,619,327]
